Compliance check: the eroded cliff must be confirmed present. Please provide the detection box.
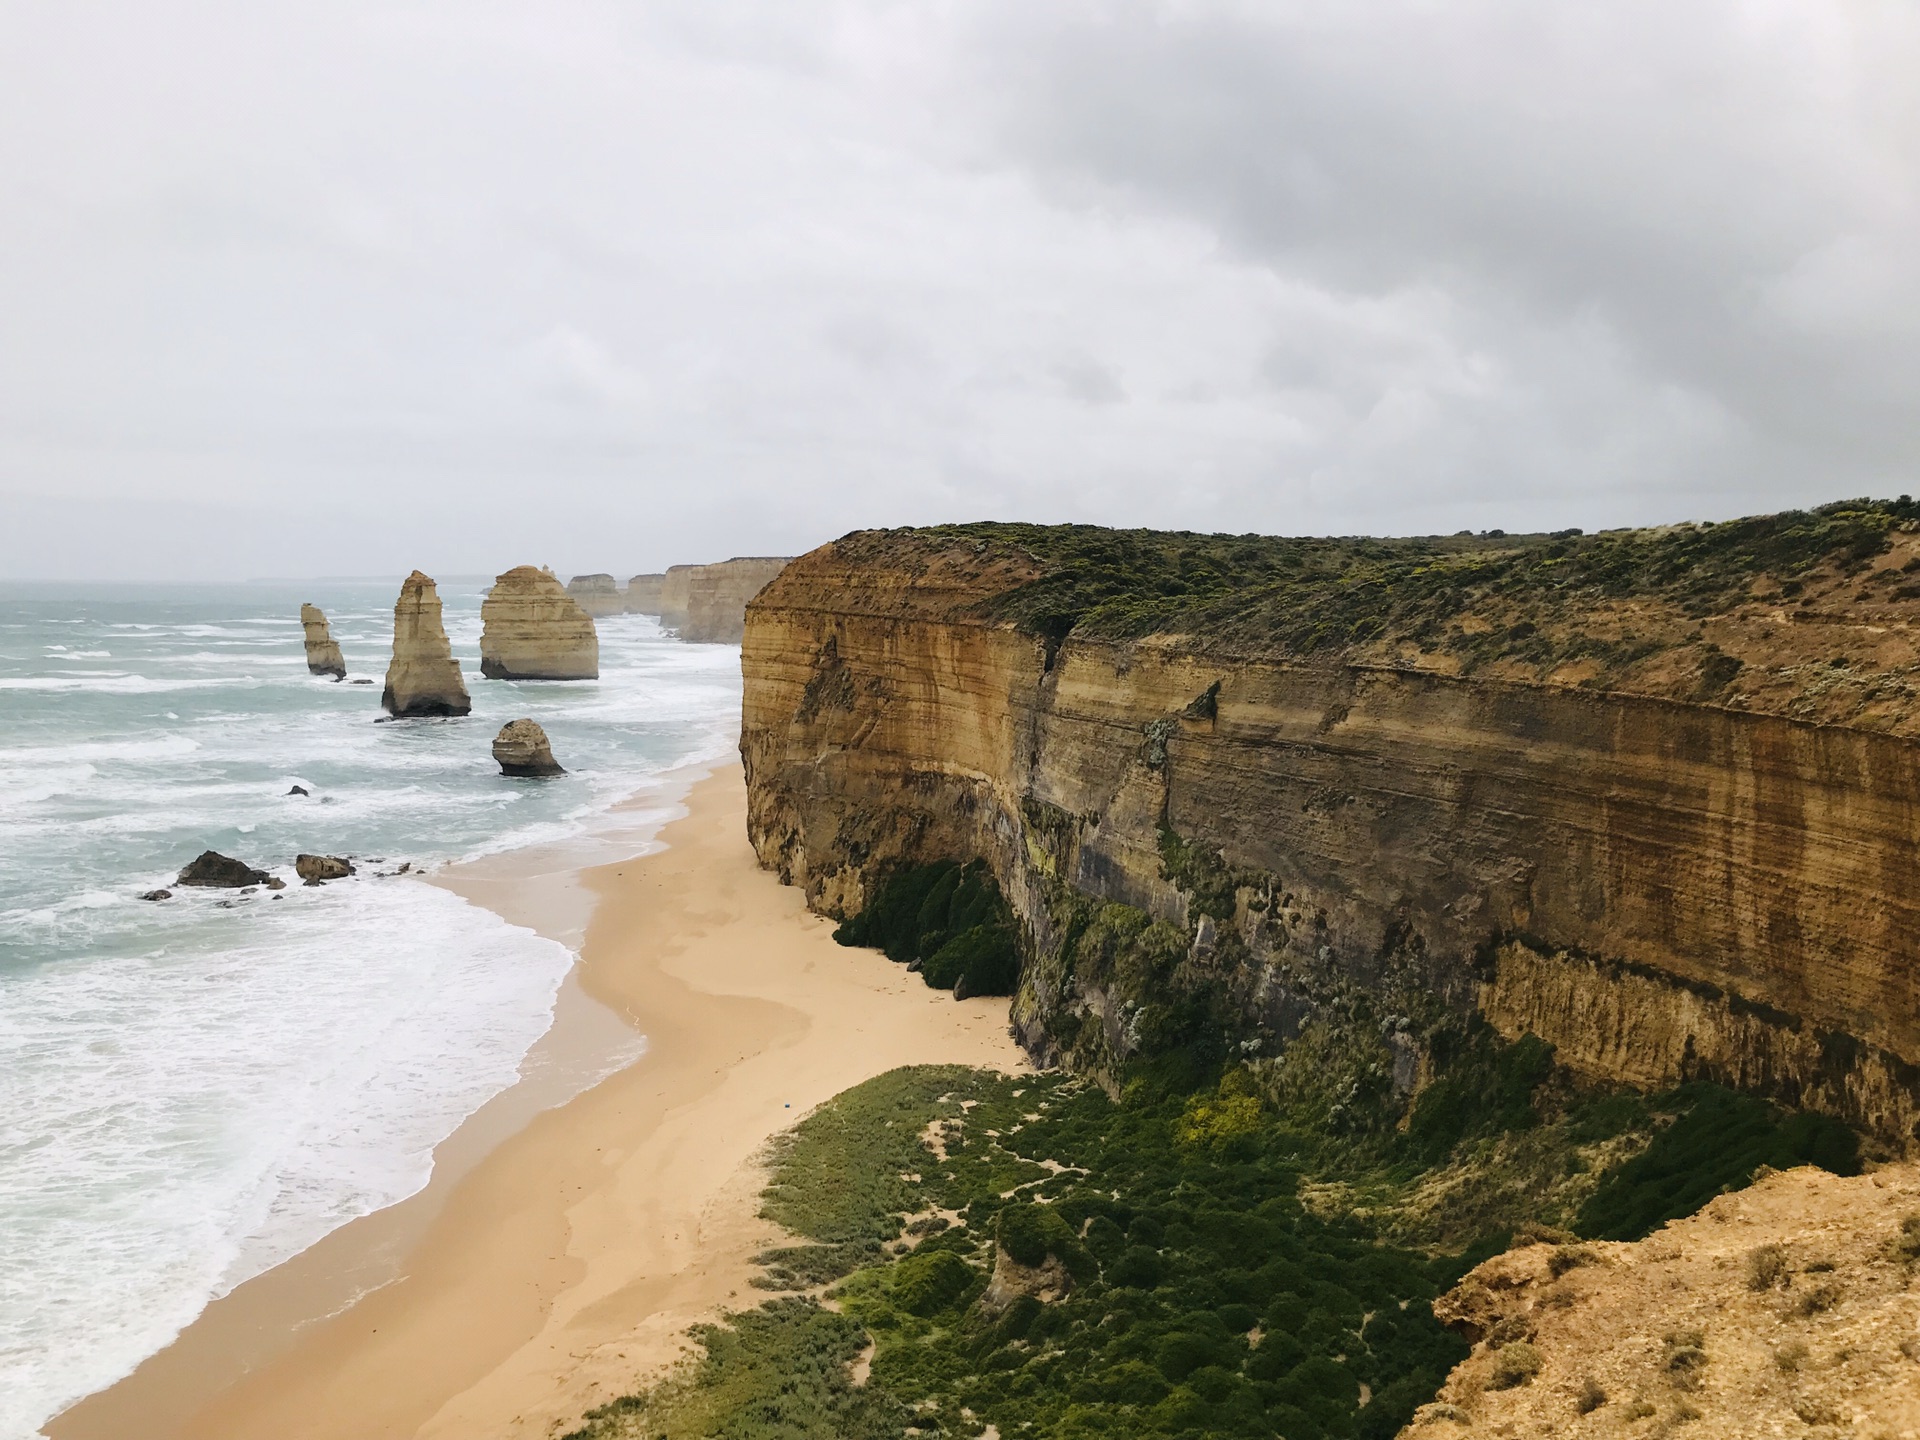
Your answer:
[741,505,1920,1144]
[680,557,792,644]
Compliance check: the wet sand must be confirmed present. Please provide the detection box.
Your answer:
[50,765,1027,1440]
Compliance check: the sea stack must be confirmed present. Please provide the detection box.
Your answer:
[681,557,792,643]
[381,571,471,717]
[300,603,346,680]
[479,566,599,680]
[565,573,624,618]
[493,719,565,776]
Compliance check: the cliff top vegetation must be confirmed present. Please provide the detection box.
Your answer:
[825,498,1920,730]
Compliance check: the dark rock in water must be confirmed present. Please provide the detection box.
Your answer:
[141,889,172,902]
[295,854,354,883]
[265,877,286,891]
[287,785,310,797]
[177,851,270,888]
[349,677,374,685]
[492,719,565,777]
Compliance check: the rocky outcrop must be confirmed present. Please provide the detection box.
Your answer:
[177,851,270,887]
[1413,1165,1920,1435]
[681,558,792,644]
[566,573,624,618]
[741,511,1920,1145]
[381,571,471,718]
[295,854,353,883]
[626,573,665,614]
[479,566,599,680]
[651,558,793,641]
[300,603,346,680]
[493,719,565,776]
[657,564,698,632]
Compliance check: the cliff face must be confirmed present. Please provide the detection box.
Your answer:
[565,573,624,618]
[300,603,345,680]
[657,564,698,632]
[741,512,1920,1144]
[681,557,792,644]
[382,570,471,717]
[480,566,599,680]
[626,573,665,614]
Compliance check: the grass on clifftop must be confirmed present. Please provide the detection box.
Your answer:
[884,498,1920,665]
[559,1053,1863,1440]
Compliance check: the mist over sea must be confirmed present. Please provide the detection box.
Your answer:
[0,579,741,1439]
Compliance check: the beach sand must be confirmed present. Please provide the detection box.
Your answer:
[50,765,1028,1440]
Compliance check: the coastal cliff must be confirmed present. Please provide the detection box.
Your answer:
[566,573,624,618]
[681,557,791,643]
[625,572,665,614]
[480,566,598,680]
[741,505,1920,1144]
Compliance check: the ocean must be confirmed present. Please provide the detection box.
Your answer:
[0,579,742,1440]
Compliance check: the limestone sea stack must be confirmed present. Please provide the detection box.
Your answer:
[565,573,624,618]
[493,719,565,776]
[381,571,471,717]
[625,573,665,614]
[479,566,599,680]
[300,603,346,680]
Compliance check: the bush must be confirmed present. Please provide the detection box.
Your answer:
[834,861,1022,996]
[890,1249,976,1317]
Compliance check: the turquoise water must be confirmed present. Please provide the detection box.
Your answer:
[0,580,740,1438]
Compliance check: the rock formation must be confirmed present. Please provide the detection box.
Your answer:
[740,506,1920,1145]
[1415,1164,1920,1434]
[656,564,698,632]
[565,573,624,618]
[177,851,270,887]
[295,854,354,883]
[625,573,665,614]
[493,718,565,776]
[650,558,792,641]
[300,603,346,680]
[479,566,599,680]
[680,557,792,643]
[381,571,471,718]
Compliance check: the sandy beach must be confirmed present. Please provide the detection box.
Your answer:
[50,765,1028,1440]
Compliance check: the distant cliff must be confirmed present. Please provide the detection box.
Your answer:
[741,505,1920,1144]
[681,557,791,644]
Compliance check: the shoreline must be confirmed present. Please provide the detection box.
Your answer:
[49,764,1028,1440]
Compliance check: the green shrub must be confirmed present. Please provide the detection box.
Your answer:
[1576,1083,1860,1241]
[835,861,1021,996]
[890,1250,976,1317]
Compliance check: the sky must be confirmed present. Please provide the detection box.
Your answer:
[1,1,1916,581]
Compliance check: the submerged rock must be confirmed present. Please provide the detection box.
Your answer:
[300,603,347,680]
[295,854,354,883]
[479,566,599,680]
[493,718,565,777]
[381,570,471,718]
[141,888,172,902]
[287,784,310,797]
[177,851,270,888]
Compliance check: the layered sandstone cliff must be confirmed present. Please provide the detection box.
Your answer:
[382,570,470,717]
[565,573,624,618]
[681,557,791,644]
[657,564,698,632]
[479,566,598,680]
[626,573,665,614]
[741,507,1920,1144]
[300,603,345,680]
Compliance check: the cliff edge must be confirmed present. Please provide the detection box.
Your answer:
[741,503,1920,1145]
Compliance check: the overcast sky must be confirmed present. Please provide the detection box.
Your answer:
[2,2,1916,580]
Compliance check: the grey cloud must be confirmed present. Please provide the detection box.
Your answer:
[0,2,1915,580]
